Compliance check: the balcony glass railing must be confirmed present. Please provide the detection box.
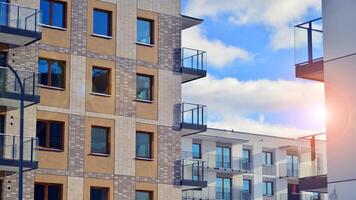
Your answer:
[181,47,206,71]
[294,18,323,66]
[181,103,207,129]
[182,187,249,200]
[279,163,299,177]
[0,133,37,162]
[181,159,205,182]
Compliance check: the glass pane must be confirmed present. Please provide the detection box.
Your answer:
[263,182,267,195]
[48,185,62,200]
[192,143,201,158]
[136,132,151,158]
[40,0,50,25]
[243,180,250,192]
[93,9,111,36]
[267,182,273,195]
[137,19,153,44]
[92,67,110,94]
[52,1,65,28]
[49,122,63,150]
[36,121,47,147]
[136,191,151,200]
[38,59,49,86]
[90,188,108,200]
[50,61,64,88]
[91,127,109,154]
[216,147,222,167]
[34,184,45,200]
[243,149,250,161]
[136,75,152,101]
[223,147,231,168]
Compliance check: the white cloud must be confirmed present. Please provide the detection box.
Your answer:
[182,27,252,68]
[184,0,321,50]
[183,75,325,137]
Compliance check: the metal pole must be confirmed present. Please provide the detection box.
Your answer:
[19,88,24,200]
[307,21,313,62]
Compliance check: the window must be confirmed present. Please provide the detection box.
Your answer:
[263,151,273,166]
[92,67,111,95]
[0,1,8,26]
[192,143,201,159]
[36,120,64,150]
[243,179,251,193]
[93,9,112,37]
[40,0,66,28]
[216,177,232,200]
[90,187,109,200]
[38,58,65,88]
[136,191,152,200]
[243,149,251,162]
[287,155,299,176]
[91,126,110,154]
[263,181,273,196]
[35,183,62,200]
[216,146,231,168]
[136,132,152,159]
[136,74,153,101]
[137,18,153,45]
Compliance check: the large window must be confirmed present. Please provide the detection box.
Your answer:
[92,67,111,95]
[263,181,273,196]
[216,177,232,200]
[192,143,201,159]
[36,120,64,150]
[91,126,110,155]
[93,9,112,37]
[90,187,109,200]
[216,146,231,168]
[40,0,66,28]
[242,179,251,193]
[263,151,273,166]
[287,155,299,176]
[38,58,65,89]
[136,191,152,200]
[136,74,153,101]
[243,149,251,162]
[137,18,153,45]
[136,132,152,159]
[35,183,62,200]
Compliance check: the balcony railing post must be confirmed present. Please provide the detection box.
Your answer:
[32,72,35,95]
[16,5,20,28]
[34,10,37,32]
[12,135,15,159]
[307,21,313,62]
[30,138,33,162]
[196,104,199,125]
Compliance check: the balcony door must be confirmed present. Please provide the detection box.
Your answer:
[216,177,232,200]
[288,184,300,200]
[287,155,299,176]
[216,146,231,168]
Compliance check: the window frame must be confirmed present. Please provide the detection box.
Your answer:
[91,66,111,95]
[35,182,63,200]
[92,8,113,38]
[263,181,274,196]
[216,146,232,168]
[135,131,153,159]
[40,0,67,29]
[38,58,66,89]
[136,18,154,45]
[90,125,111,155]
[243,149,251,162]
[90,186,109,200]
[243,179,252,193]
[135,190,153,200]
[36,120,64,150]
[263,151,273,166]
[136,74,153,102]
[192,143,201,159]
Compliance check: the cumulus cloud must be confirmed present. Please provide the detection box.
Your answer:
[182,27,251,68]
[184,0,321,50]
[183,75,325,137]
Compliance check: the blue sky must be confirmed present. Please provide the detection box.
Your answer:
[181,0,325,138]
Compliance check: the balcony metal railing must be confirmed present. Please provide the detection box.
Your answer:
[279,163,299,178]
[0,133,37,162]
[182,187,250,200]
[294,18,323,66]
[279,193,324,200]
[0,2,41,32]
[182,47,206,71]
[181,159,206,182]
[181,103,207,130]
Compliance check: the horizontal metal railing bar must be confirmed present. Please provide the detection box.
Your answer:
[182,102,207,107]
[0,133,38,139]
[182,47,206,54]
[295,17,322,28]
[0,1,40,11]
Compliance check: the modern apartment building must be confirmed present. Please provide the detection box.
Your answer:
[181,128,327,200]
[294,0,356,199]
[0,0,208,199]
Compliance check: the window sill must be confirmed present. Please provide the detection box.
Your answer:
[38,84,65,91]
[136,42,155,47]
[91,92,111,97]
[37,147,64,152]
[135,99,154,103]
[91,33,112,39]
[89,153,111,157]
[135,157,154,161]
[40,24,67,31]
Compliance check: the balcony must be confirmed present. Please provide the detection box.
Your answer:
[262,165,276,176]
[182,187,246,200]
[0,133,38,172]
[181,48,207,83]
[280,192,323,200]
[180,103,207,136]
[279,163,299,178]
[0,66,40,108]
[294,18,324,82]
[180,159,207,190]
[0,2,42,46]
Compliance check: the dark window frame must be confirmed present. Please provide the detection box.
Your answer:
[93,8,113,37]
[216,146,232,168]
[36,120,64,150]
[135,190,153,200]
[263,181,274,196]
[38,58,66,89]
[263,151,273,166]
[137,18,154,45]
[243,149,251,162]
[136,74,153,101]
[40,0,67,28]
[90,125,111,155]
[90,186,109,200]
[35,182,63,200]
[135,131,153,159]
[243,179,252,193]
[192,143,201,159]
[92,66,111,95]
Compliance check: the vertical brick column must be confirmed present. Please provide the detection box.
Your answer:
[71,0,88,56]
[68,115,85,176]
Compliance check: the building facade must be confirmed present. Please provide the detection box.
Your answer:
[181,128,327,200]
[0,0,207,199]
